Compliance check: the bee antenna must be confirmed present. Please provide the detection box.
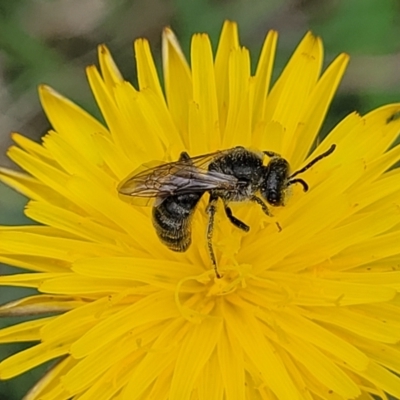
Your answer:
[288,178,308,192]
[289,144,336,180]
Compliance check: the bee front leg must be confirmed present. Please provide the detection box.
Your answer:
[250,195,282,232]
[250,195,271,217]
[206,194,222,279]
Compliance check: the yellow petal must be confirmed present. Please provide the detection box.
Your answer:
[309,307,400,343]
[224,296,300,399]
[280,335,361,398]
[12,133,54,163]
[63,322,166,394]
[0,272,66,293]
[0,254,68,273]
[136,87,184,154]
[86,65,134,153]
[196,349,224,398]
[0,341,69,379]
[169,317,222,398]
[162,27,192,145]
[122,319,187,399]
[70,291,179,358]
[134,38,164,102]
[289,53,349,168]
[98,44,123,89]
[273,311,368,370]
[0,229,117,261]
[215,20,240,134]
[39,274,134,295]
[42,131,114,190]
[39,85,106,164]
[0,317,52,342]
[25,200,129,244]
[40,297,111,342]
[217,325,245,400]
[112,81,165,161]
[223,47,251,148]
[73,256,202,289]
[24,357,77,400]
[263,32,323,154]
[252,30,278,129]
[356,361,400,399]
[189,33,220,152]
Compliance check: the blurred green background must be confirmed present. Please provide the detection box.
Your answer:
[0,0,399,398]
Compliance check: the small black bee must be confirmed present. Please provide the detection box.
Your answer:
[118,144,336,277]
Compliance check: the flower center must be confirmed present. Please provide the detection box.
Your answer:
[207,264,251,296]
[175,263,252,322]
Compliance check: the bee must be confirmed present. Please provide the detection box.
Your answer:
[118,144,336,278]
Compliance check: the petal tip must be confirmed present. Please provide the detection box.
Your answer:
[162,26,180,50]
[163,26,174,36]
[134,37,149,50]
[85,64,98,76]
[38,84,51,95]
[222,20,238,29]
[38,85,64,102]
[98,44,109,55]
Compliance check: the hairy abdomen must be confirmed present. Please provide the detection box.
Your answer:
[152,193,203,252]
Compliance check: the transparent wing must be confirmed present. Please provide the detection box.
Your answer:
[118,149,238,205]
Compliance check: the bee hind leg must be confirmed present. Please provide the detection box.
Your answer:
[206,195,222,279]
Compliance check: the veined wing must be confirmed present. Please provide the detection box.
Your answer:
[118,149,238,203]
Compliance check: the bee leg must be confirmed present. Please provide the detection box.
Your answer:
[224,206,250,232]
[179,151,191,162]
[250,195,271,217]
[250,195,282,232]
[263,150,281,158]
[206,195,222,279]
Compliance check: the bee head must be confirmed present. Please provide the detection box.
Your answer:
[260,144,336,207]
[260,158,290,207]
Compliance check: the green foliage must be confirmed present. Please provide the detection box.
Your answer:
[310,0,400,54]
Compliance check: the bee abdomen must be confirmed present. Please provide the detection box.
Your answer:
[152,193,203,252]
[152,205,192,251]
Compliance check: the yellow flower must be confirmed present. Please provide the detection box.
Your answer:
[1,20,400,399]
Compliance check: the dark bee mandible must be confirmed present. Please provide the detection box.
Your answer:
[118,145,336,278]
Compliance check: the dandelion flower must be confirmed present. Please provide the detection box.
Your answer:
[1,21,400,400]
